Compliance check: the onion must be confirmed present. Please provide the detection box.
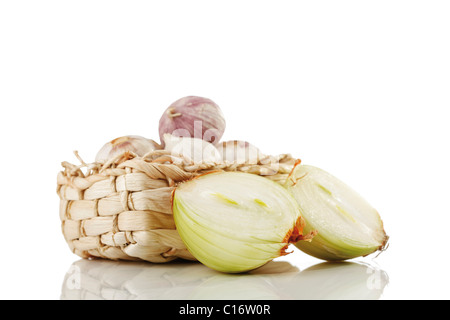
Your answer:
[172,171,315,273]
[158,96,226,147]
[217,140,263,164]
[163,133,221,164]
[284,164,389,261]
[95,135,161,163]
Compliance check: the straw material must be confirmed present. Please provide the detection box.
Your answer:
[57,150,297,263]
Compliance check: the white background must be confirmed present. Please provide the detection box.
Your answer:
[1,1,449,300]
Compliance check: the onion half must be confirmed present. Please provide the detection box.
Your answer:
[172,172,314,273]
[285,164,388,261]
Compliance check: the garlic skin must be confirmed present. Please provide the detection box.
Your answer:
[285,164,388,261]
[173,172,314,273]
[95,135,161,163]
[163,133,221,164]
[158,96,226,147]
[217,140,263,164]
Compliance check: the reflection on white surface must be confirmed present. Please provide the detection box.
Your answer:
[61,259,389,300]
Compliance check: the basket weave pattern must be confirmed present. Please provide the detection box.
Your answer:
[57,151,296,263]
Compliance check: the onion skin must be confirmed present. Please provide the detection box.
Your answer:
[217,140,262,164]
[163,134,222,164]
[158,96,226,147]
[95,135,161,163]
[294,229,388,261]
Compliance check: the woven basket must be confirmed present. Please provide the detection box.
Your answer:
[57,150,297,263]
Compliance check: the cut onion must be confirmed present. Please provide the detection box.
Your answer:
[285,164,388,261]
[172,172,314,273]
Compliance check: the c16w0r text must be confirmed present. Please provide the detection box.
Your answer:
[179,304,271,317]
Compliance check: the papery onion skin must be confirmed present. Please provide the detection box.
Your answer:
[158,96,226,147]
[217,140,263,164]
[172,171,314,273]
[285,164,388,261]
[95,135,161,163]
[163,134,221,164]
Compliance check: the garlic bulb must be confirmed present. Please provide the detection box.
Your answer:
[172,171,315,273]
[217,140,263,164]
[158,96,226,147]
[285,164,388,261]
[163,133,221,164]
[95,135,161,163]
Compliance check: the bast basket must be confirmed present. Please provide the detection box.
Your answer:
[57,150,297,263]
